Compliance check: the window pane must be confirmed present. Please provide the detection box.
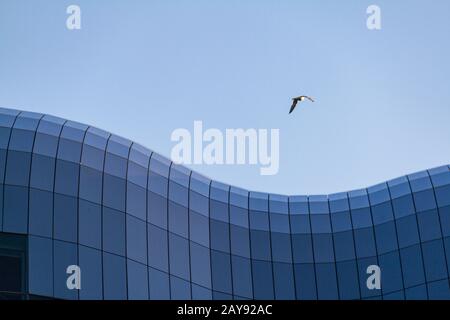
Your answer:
[294,263,316,300]
[210,219,230,253]
[79,166,102,204]
[79,245,103,300]
[400,244,426,288]
[273,262,295,299]
[29,189,53,238]
[168,201,188,238]
[103,207,126,256]
[30,154,55,192]
[316,263,339,300]
[104,152,127,178]
[127,260,149,300]
[190,242,211,289]
[54,160,79,197]
[126,182,146,221]
[211,250,232,295]
[169,233,190,280]
[189,210,209,247]
[33,132,59,157]
[103,174,126,212]
[79,200,102,249]
[54,194,77,243]
[252,260,274,299]
[126,215,147,264]
[53,240,78,300]
[28,236,53,297]
[148,224,168,272]
[148,191,167,229]
[3,185,28,234]
[5,150,31,187]
[230,224,250,258]
[103,252,127,300]
[149,267,170,299]
[231,255,253,299]
[336,260,360,300]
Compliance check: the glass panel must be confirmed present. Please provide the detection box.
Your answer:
[127,162,148,189]
[60,121,88,142]
[3,185,28,234]
[230,218,250,258]
[336,260,360,300]
[30,154,55,192]
[5,150,31,187]
[417,209,442,242]
[252,260,274,299]
[170,276,191,300]
[54,160,79,197]
[81,145,105,172]
[103,207,126,256]
[169,233,190,280]
[53,240,78,300]
[294,263,316,300]
[127,260,149,300]
[103,252,127,300]
[148,190,167,228]
[148,223,168,272]
[79,166,102,204]
[106,134,131,158]
[126,215,147,264]
[210,219,229,253]
[57,138,82,163]
[79,200,102,250]
[36,115,65,136]
[78,246,103,300]
[104,152,127,179]
[129,143,151,168]
[126,182,146,221]
[379,251,403,295]
[190,242,211,289]
[396,215,420,248]
[29,189,53,238]
[211,249,232,295]
[28,236,53,297]
[168,201,188,238]
[231,255,253,299]
[54,194,77,243]
[273,262,295,299]
[9,128,36,152]
[84,127,109,150]
[103,174,126,212]
[422,239,448,282]
[400,244,426,288]
[189,210,209,247]
[374,221,398,255]
[148,267,170,299]
[33,133,59,157]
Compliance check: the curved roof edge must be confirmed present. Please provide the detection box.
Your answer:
[1,106,449,200]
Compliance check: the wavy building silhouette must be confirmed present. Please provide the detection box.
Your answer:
[0,107,449,300]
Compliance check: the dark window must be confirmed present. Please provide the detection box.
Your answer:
[0,233,27,296]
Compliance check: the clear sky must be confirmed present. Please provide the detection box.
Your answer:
[1,0,450,195]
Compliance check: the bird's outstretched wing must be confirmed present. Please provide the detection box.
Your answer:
[289,99,298,114]
[303,96,315,102]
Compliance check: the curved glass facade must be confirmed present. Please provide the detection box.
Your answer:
[1,107,450,300]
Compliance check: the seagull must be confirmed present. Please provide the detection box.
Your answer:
[289,95,314,114]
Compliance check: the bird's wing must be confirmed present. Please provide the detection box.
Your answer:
[289,100,298,114]
[304,96,315,102]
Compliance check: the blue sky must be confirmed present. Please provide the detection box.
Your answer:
[1,0,450,195]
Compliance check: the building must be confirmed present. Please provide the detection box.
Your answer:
[0,107,450,300]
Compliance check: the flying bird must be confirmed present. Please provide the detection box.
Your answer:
[289,95,314,114]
